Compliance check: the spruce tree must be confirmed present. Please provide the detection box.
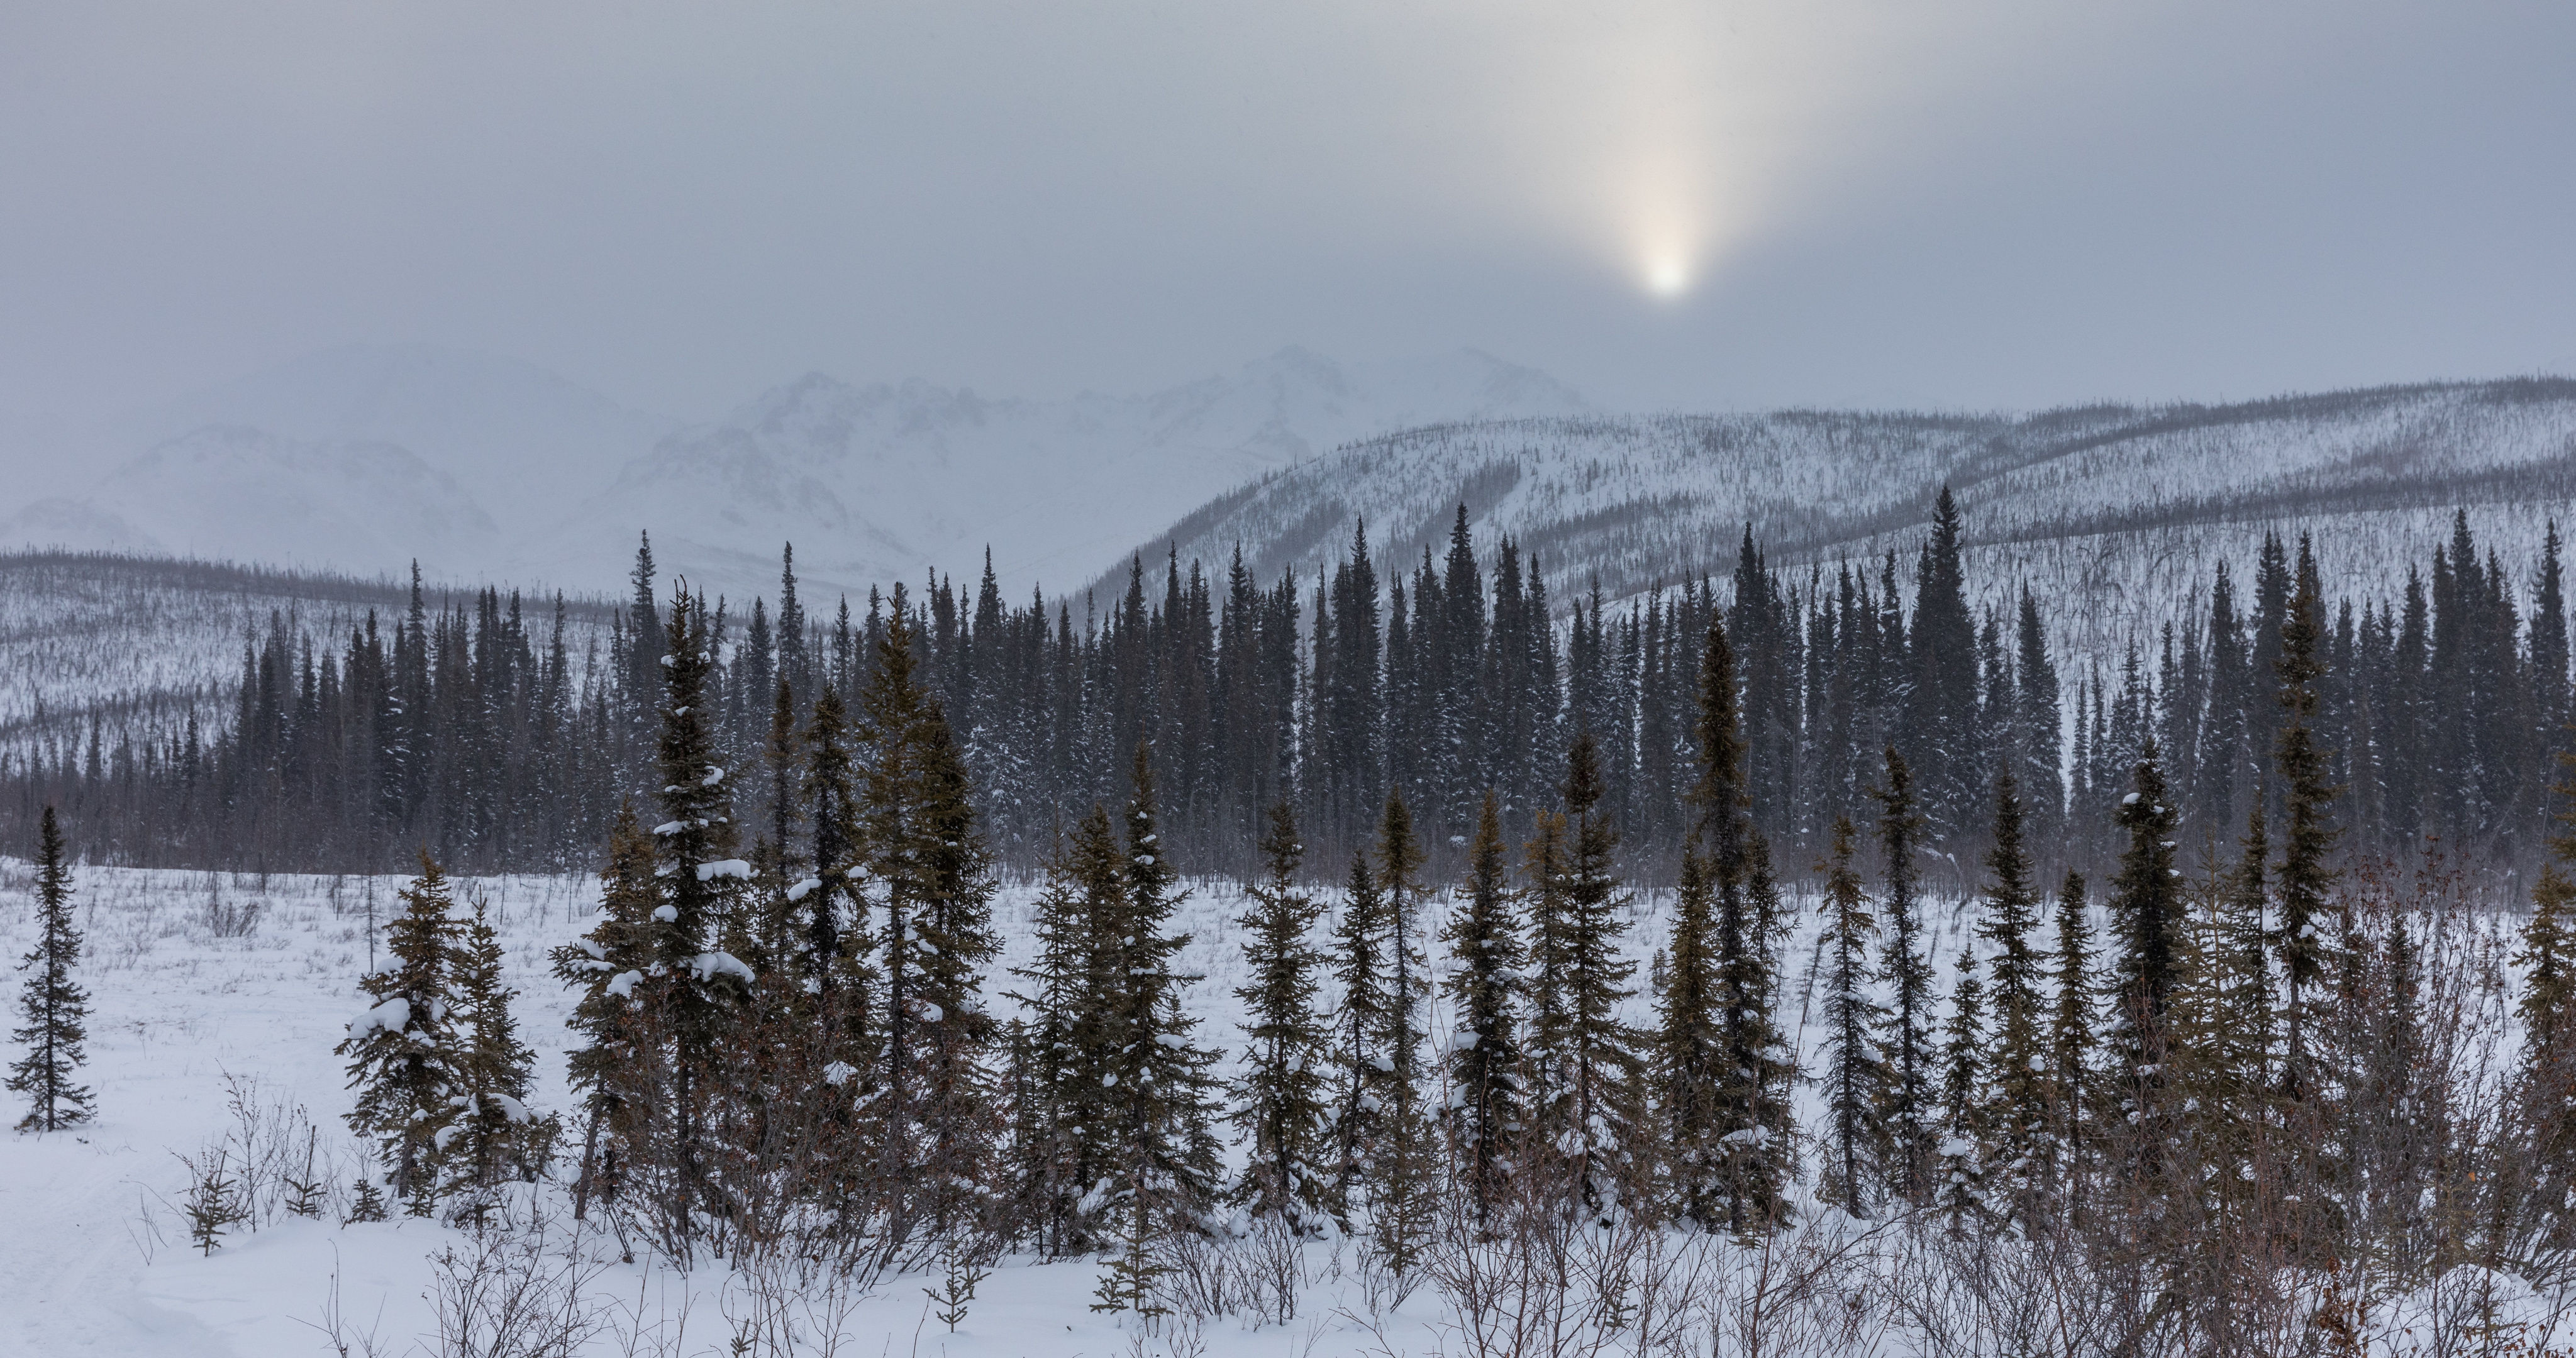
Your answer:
[338,853,469,1211]
[2049,871,2095,1205]
[1229,802,1332,1229]
[8,807,91,1131]
[1678,614,1793,1231]
[1006,813,1122,1256]
[2519,785,2576,1247]
[2273,534,2341,1106]
[552,803,655,1215]
[857,608,1002,1239]
[1093,746,1224,1311]
[1531,731,1646,1210]
[448,892,548,1196]
[1329,847,1391,1220]
[1976,772,2047,1201]
[1442,791,1524,1222]
[1936,948,1987,1218]
[1814,817,1893,1217]
[1370,791,1436,1270]
[1657,846,1727,1228]
[2108,740,2183,1179]
[1874,748,1937,1202]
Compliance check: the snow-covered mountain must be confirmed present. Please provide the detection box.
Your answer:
[1119,378,2576,662]
[533,346,1590,599]
[0,426,503,575]
[1,344,1589,598]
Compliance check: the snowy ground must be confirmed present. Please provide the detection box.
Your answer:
[1,860,1735,1357]
[4,856,2553,1356]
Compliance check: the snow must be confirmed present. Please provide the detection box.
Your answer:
[649,903,677,922]
[687,951,756,985]
[346,996,410,1038]
[693,859,752,882]
[784,876,822,902]
[4,859,2563,1357]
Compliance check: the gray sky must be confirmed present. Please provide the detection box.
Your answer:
[4,0,2572,428]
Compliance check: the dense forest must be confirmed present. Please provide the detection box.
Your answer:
[9,490,2572,897]
[256,487,2576,1354]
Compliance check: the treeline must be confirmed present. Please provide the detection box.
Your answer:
[331,540,2576,1352]
[9,494,2575,888]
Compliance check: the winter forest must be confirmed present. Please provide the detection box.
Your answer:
[14,482,2576,1354]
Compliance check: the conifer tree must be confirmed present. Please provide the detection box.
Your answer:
[1814,817,1892,1217]
[1976,772,2047,1200]
[2221,808,2275,1104]
[8,806,91,1131]
[1229,802,1332,1229]
[1678,614,1793,1231]
[1005,814,1122,1255]
[1657,846,1727,1225]
[1370,791,1436,1269]
[2049,871,2095,1204]
[1093,746,1224,1311]
[448,892,548,1196]
[338,853,469,1211]
[1329,848,1391,1219]
[857,607,1002,1239]
[2109,740,2183,1178]
[1874,748,1937,1201]
[1530,731,1646,1210]
[552,804,655,1215]
[2519,771,2576,1247]
[1442,791,1523,1221]
[2273,534,2341,1106]
[1936,948,1987,1218]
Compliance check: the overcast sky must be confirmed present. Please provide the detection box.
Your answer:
[4,0,2572,427]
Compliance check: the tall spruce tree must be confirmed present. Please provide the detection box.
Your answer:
[2273,534,2340,1106]
[1228,802,1333,1230]
[1814,817,1894,1217]
[552,803,655,1216]
[8,807,91,1131]
[1874,748,1937,1202]
[2109,739,2183,1179]
[1936,948,1987,1218]
[1529,731,1646,1210]
[1092,746,1224,1313]
[2049,871,2095,1205]
[1370,791,1436,1270]
[1329,847,1392,1220]
[448,892,548,1196]
[2518,754,2576,1247]
[338,853,469,1211]
[1443,790,1524,1221]
[1682,613,1792,1232]
[1657,845,1728,1227]
[1976,772,2047,1202]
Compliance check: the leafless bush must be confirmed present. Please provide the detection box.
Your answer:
[423,1194,613,1358]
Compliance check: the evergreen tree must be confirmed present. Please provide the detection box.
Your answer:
[1975,773,2047,1203]
[7,806,91,1131]
[1936,948,1987,1218]
[2109,740,2183,1179]
[1005,813,1122,1256]
[552,803,655,1215]
[1228,803,1332,1229]
[1874,748,1937,1202]
[1370,791,1436,1271]
[338,853,469,1211]
[1092,746,1224,1311]
[1442,791,1524,1221]
[448,892,548,1196]
[1681,614,1794,1232]
[2049,871,2095,1205]
[2273,534,2341,1106]
[1813,817,1893,1217]
[1657,845,1726,1227]
[2518,763,2576,1247]
[1529,731,1647,1210]
[1329,847,1391,1220]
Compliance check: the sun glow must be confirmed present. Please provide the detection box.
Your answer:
[1643,253,1693,298]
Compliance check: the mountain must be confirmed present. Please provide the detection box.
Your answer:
[545,346,1590,600]
[1117,378,2576,663]
[129,342,675,537]
[1,344,1588,599]
[0,426,504,578]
